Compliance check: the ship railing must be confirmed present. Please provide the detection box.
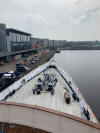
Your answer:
[0,61,49,101]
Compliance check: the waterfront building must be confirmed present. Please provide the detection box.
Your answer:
[0,23,31,53]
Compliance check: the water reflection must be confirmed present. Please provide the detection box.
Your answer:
[54,50,100,122]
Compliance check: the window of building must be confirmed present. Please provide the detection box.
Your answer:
[10,32,13,41]
[20,34,23,42]
[27,36,30,42]
[22,35,24,42]
[16,34,20,42]
[23,35,26,42]
[13,33,16,42]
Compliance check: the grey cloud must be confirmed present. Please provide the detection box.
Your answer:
[80,7,100,24]
[71,7,100,25]
[76,0,83,5]
[0,0,100,41]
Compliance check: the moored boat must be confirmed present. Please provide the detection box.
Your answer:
[56,48,60,53]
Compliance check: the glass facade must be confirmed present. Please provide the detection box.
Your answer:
[8,31,31,52]
[27,36,30,42]
[20,34,23,42]
[16,34,20,42]
[10,32,13,41]
[13,33,16,42]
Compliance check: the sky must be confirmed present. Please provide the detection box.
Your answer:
[0,0,100,41]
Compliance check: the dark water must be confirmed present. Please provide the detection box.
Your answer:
[54,50,100,122]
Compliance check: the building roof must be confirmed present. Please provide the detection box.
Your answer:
[7,28,31,36]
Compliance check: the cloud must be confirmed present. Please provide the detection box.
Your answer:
[0,0,100,41]
[85,7,100,17]
[76,0,83,5]
[71,7,100,25]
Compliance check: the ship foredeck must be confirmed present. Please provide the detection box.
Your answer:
[7,68,83,119]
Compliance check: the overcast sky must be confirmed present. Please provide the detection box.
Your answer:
[0,0,100,41]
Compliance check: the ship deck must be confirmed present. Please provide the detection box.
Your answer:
[6,68,85,119]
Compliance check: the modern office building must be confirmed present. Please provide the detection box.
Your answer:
[0,23,31,53]
[0,24,7,53]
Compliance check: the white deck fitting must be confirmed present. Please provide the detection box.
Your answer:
[7,68,84,119]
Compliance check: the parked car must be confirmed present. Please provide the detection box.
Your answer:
[0,78,15,92]
[31,60,36,64]
[16,66,30,72]
[0,72,5,78]
[30,57,36,64]
[35,58,40,61]
[24,66,31,71]
[14,71,21,77]
[16,63,22,67]
[2,73,15,79]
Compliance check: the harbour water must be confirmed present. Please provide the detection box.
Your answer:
[54,50,100,122]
